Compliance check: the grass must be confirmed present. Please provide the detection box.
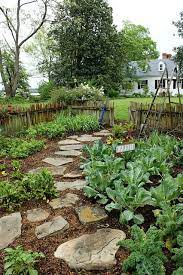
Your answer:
[111,97,181,121]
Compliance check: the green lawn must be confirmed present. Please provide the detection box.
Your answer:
[111,97,180,121]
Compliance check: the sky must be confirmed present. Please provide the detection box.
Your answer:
[109,0,183,55]
[0,0,183,88]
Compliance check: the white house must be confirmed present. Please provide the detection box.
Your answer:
[132,53,183,96]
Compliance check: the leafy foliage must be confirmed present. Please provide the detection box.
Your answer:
[51,84,104,103]
[4,245,44,275]
[27,114,99,139]
[118,225,166,275]
[172,235,183,274]
[50,0,123,91]
[0,137,44,158]
[0,169,58,209]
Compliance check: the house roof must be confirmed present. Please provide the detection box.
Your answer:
[133,59,176,78]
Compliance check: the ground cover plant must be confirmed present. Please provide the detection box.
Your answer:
[0,137,45,159]
[27,114,100,139]
[4,246,44,275]
[0,169,57,210]
[82,131,183,274]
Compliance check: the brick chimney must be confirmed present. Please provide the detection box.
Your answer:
[162,53,172,59]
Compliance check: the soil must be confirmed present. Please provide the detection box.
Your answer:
[0,131,182,275]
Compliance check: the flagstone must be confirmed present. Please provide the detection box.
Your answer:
[58,139,81,145]
[49,193,80,209]
[55,150,82,157]
[29,166,67,176]
[55,180,87,191]
[42,157,74,166]
[59,144,83,151]
[27,208,49,222]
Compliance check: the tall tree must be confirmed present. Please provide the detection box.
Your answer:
[24,26,54,81]
[119,21,159,66]
[50,0,123,92]
[173,12,183,75]
[0,0,48,97]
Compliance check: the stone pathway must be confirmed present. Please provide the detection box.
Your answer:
[0,129,128,272]
[54,229,126,270]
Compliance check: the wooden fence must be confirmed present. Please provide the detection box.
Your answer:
[0,100,114,136]
[129,102,183,132]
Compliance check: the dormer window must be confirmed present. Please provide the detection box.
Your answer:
[159,62,164,71]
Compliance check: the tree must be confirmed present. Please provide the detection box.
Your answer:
[0,49,30,95]
[173,12,183,76]
[49,0,123,92]
[0,0,48,97]
[119,21,159,66]
[24,26,54,81]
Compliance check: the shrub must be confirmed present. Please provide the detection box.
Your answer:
[4,246,44,275]
[38,80,55,100]
[51,83,104,103]
[0,170,58,209]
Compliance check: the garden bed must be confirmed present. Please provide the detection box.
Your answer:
[0,127,183,275]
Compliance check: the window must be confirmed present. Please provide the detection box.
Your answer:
[155,79,166,89]
[173,79,176,89]
[159,62,165,71]
[138,80,148,89]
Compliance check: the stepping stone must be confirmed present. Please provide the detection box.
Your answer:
[68,135,79,139]
[55,180,87,192]
[64,171,83,179]
[93,131,111,137]
[55,150,82,157]
[27,208,49,222]
[54,228,126,270]
[49,193,79,209]
[100,130,111,133]
[77,135,102,142]
[58,139,81,145]
[0,212,22,250]
[59,144,83,151]
[29,166,67,176]
[76,206,108,224]
[43,157,73,167]
[35,216,69,239]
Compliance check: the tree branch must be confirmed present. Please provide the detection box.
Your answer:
[20,0,37,9]
[0,7,16,43]
[19,0,48,48]
[2,35,15,54]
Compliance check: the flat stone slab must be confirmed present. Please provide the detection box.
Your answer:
[49,193,80,209]
[0,212,22,250]
[55,180,87,192]
[76,206,108,224]
[35,216,69,239]
[29,166,67,176]
[54,228,126,270]
[58,139,81,145]
[93,131,111,137]
[59,144,83,151]
[55,150,82,157]
[77,135,102,142]
[27,208,49,222]
[43,157,74,167]
[64,171,83,179]
[68,135,79,139]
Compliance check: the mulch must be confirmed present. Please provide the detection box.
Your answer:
[0,132,182,275]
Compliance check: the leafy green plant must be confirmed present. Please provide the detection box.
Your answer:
[105,181,151,224]
[21,169,58,200]
[27,114,99,139]
[151,175,181,208]
[154,203,183,241]
[11,160,23,180]
[0,170,57,209]
[0,137,44,158]
[118,225,167,275]
[84,156,124,204]
[4,245,44,275]
[172,235,183,275]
